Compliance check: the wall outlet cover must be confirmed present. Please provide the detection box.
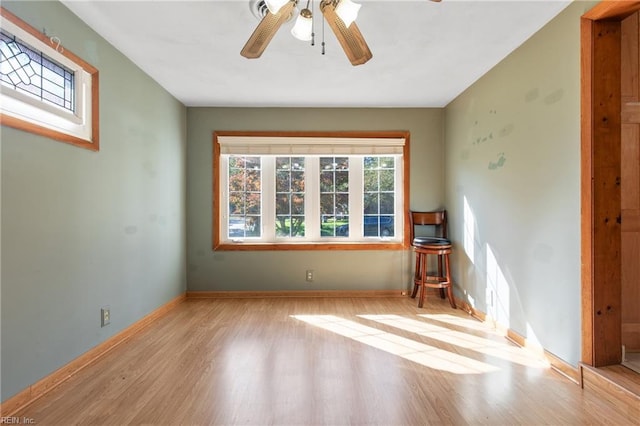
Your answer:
[101,307,111,327]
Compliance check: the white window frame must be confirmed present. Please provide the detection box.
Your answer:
[221,155,402,243]
[0,7,99,150]
[213,132,410,251]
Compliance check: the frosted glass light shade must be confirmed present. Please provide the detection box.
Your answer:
[264,0,290,14]
[291,9,313,41]
[335,0,361,27]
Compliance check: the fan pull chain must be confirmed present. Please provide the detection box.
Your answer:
[321,11,325,55]
[310,0,315,46]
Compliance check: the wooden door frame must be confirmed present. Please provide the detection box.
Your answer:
[581,0,640,367]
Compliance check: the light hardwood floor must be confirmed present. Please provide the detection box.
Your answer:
[13,296,639,425]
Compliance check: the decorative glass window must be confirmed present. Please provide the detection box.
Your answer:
[214,132,410,251]
[0,30,75,112]
[0,7,99,150]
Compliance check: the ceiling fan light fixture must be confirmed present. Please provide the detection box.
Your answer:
[335,0,361,27]
[291,8,313,41]
[264,0,290,14]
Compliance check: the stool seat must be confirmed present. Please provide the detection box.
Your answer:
[413,237,451,247]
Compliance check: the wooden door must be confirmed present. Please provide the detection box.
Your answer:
[621,12,640,353]
[581,0,640,367]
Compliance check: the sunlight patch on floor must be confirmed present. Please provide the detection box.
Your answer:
[359,314,549,369]
[292,314,499,374]
[420,313,495,333]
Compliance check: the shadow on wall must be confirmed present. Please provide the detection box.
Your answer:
[456,195,543,349]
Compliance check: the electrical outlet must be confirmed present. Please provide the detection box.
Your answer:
[486,289,494,307]
[306,270,314,282]
[101,307,111,327]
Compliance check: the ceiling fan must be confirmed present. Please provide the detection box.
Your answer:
[240,0,373,66]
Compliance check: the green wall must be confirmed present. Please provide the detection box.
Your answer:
[186,108,443,292]
[1,1,187,402]
[444,1,596,366]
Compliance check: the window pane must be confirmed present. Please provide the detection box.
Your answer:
[320,157,335,170]
[246,192,261,215]
[292,194,305,214]
[336,222,349,236]
[320,157,349,238]
[364,216,379,237]
[227,156,262,238]
[246,216,261,237]
[277,216,305,237]
[380,169,395,191]
[364,156,378,170]
[229,156,242,168]
[245,156,260,169]
[276,171,290,192]
[336,194,349,215]
[229,168,243,192]
[364,169,378,192]
[276,157,290,169]
[229,215,261,238]
[0,31,75,113]
[381,215,394,237]
[336,171,349,192]
[379,157,394,169]
[275,157,305,238]
[320,171,334,192]
[335,157,349,170]
[320,193,334,216]
[363,156,396,238]
[229,193,245,215]
[364,215,394,237]
[321,219,349,237]
[276,194,290,215]
[229,216,246,238]
[291,171,305,192]
[363,193,378,215]
[380,193,394,214]
[246,170,261,192]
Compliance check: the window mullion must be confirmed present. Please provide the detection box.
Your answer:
[306,156,320,240]
[262,157,276,242]
[221,156,230,240]
[350,158,363,241]
[395,155,403,242]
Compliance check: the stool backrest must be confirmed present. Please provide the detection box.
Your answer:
[410,210,448,242]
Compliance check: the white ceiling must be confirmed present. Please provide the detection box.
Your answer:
[60,0,572,108]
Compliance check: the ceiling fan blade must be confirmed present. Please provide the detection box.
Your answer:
[241,0,297,59]
[320,1,372,66]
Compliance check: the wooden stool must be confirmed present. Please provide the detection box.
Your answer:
[411,237,456,309]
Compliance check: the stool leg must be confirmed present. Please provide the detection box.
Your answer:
[411,282,419,299]
[411,252,420,299]
[418,254,427,308]
[444,253,456,309]
[437,254,446,299]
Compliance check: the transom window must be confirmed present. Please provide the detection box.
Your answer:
[0,7,99,150]
[0,29,75,112]
[213,132,410,251]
